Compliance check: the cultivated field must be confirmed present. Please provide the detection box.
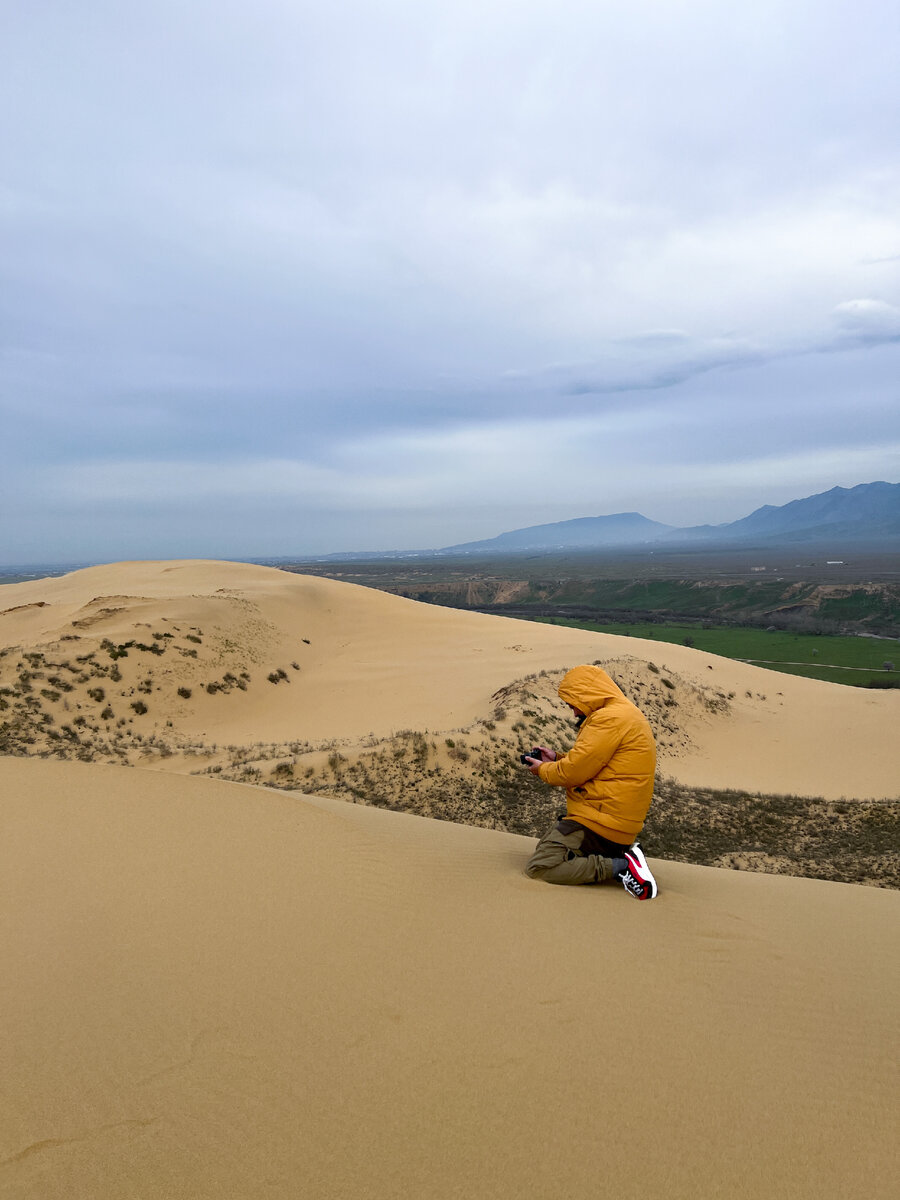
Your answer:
[534,617,900,687]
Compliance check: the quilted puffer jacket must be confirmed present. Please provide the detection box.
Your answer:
[537,664,656,845]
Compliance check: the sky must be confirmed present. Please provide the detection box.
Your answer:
[2,0,899,563]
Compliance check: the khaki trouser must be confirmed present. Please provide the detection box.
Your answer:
[525,820,622,886]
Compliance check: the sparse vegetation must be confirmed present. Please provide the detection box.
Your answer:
[1,600,895,890]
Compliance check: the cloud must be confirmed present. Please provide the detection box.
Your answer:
[2,0,899,559]
[831,299,900,344]
[500,297,900,398]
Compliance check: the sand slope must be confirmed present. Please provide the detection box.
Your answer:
[1,756,896,1200]
[1,559,898,799]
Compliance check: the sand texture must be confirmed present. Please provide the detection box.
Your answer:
[1,561,898,1195]
[1,755,897,1200]
[1,559,898,801]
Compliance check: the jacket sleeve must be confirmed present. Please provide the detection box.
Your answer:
[538,716,622,788]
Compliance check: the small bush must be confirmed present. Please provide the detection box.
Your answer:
[177,687,192,699]
[130,701,148,715]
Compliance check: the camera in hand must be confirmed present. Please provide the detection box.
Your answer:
[520,748,543,764]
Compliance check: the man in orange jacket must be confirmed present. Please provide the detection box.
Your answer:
[522,664,659,899]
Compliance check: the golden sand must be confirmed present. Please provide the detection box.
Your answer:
[1,756,896,1199]
[1,561,897,1197]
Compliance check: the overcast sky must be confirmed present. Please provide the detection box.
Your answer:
[2,0,899,563]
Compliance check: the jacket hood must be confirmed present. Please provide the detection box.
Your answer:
[557,664,626,715]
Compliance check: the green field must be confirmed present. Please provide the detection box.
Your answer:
[535,618,900,687]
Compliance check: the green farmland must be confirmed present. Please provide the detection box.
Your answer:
[535,618,900,688]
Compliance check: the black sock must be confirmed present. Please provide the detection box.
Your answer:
[611,857,628,878]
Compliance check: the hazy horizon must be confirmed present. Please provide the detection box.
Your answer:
[3,1,899,561]
[1,477,897,573]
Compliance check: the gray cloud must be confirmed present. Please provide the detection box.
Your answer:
[2,0,899,560]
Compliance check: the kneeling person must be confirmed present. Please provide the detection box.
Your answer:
[523,664,658,900]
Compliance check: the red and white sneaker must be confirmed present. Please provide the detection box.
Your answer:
[620,843,658,900]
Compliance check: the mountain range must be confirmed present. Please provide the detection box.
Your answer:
[437,481,900,556]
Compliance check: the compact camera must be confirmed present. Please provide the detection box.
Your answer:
[519,748,543,764]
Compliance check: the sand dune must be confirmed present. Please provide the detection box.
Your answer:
[2,559,897,800]
[1,755,896,1200]
[2,564,897,1194]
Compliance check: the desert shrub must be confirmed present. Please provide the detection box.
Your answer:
[130,701,148,715]
[186,635,202,644]
[101,706,114,720]
[177,687,192,699]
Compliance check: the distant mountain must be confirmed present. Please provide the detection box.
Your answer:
[437,482,900,555]
[440,512,674,554]
[296,481,899,563]
[712,481,900,542]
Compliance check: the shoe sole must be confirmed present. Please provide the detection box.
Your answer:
[624,843,658,899]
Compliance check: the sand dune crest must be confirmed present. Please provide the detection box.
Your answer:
[1,559,897,802]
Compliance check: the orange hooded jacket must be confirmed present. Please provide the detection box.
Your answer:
[537,664,656,845]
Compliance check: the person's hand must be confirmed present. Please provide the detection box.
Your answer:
[523,756,544,775]
[533,746,557,762]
